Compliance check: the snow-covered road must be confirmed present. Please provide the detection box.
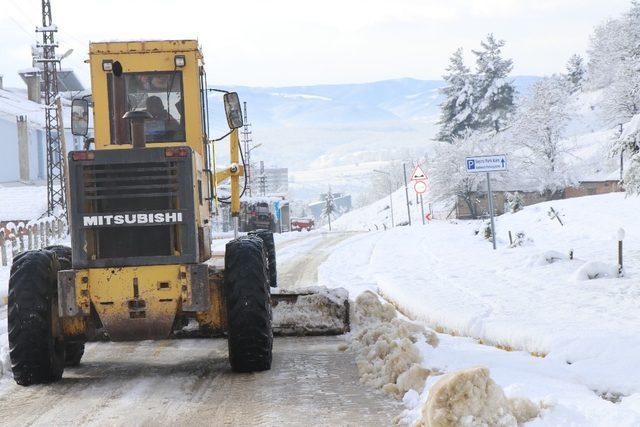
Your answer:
[277,231,362,290]
[0,231,398,426]
[0,337,398,426]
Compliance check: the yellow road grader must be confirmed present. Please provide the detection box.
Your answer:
[7,40,348,386]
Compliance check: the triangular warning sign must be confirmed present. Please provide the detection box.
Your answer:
[411,165,427,181]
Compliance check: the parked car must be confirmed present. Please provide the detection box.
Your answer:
[291,218,315,232]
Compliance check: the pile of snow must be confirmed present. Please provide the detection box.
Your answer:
[346,291,438,399]
[346,292,543,426]
[573,261,620,281]
[419,366,540,427]
[527,250,569,266]
[272,286,349,335]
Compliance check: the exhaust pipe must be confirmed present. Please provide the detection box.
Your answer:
[123,111,152,148]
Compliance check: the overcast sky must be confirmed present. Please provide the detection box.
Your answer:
[0,0,632,89]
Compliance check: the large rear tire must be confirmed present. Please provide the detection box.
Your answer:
[224,236,273,372]
[44,245,86,366]
[249,229,277,288]
[8,250,66,386]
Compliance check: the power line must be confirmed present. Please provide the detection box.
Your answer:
[6,14,38,41]
[36,0,67,218]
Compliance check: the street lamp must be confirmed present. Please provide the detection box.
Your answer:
[373,169,394,227]
[245,143,262,197]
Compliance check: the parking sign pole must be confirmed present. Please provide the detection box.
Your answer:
[486,172,496,250]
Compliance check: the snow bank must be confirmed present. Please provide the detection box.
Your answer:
[418,366,540,427]
[319,192,640,423]
[347,291,438,398]
[0,307,9,379]
[272,286,349,335]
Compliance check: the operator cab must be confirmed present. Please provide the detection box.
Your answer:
[108,71,185,144]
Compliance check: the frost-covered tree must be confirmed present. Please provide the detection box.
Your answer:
[509,76,575,193]
[472,34,515,133]
[565,54,586,92]
[624,153,640,194]
[602,61,640,125]
[586,1,640,93]
[611,114,640,193]
[428,133,503,219]
[586,18,627,90]
[436,48,475,142]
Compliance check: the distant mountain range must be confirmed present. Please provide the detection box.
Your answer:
[205,76,541,200]
[209,76,540,130]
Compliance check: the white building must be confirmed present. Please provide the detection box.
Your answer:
[0,85,80,183]
[255,163,289,195]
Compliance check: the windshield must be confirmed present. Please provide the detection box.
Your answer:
[108,71,185,144]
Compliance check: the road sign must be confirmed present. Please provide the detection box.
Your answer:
[410,165,427,181]
[465,155,507,173]
[414,181,427,194]
[465,155,508,250]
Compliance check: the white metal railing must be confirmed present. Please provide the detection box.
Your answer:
[0,217,67,266]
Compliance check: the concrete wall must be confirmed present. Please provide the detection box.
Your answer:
[0,118,19,182]
[564,181,623,198]
[0,115,73,183]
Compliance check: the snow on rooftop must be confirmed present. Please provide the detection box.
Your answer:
[0,89,47,128]
[0,182,47,222]
[0,88,73,130]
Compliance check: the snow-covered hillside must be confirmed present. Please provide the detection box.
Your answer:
[319,192,640,424]
[205,77,540,201]
[331,185,454,231]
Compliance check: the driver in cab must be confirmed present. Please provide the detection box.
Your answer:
[145,96,180,141]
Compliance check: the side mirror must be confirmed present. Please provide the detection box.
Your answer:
[71,98,89,136]
[223,92,243,129]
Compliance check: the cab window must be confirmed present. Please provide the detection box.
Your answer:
[108,71,185,144]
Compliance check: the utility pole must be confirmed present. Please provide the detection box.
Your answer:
[403,163,411,226]
[259,160,266,196]
[36,0,67,219]
[242,102,253,196]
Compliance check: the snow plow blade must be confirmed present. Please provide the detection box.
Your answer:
[271,287,350,336]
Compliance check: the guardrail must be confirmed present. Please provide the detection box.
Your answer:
[0,217,67,266]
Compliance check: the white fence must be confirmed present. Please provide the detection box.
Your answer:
[0,218,67,266]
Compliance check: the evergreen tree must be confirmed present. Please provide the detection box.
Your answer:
[323,189,335,231]
[565,54,586,92]
[472,34,515,133]
[436,48,475,142]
